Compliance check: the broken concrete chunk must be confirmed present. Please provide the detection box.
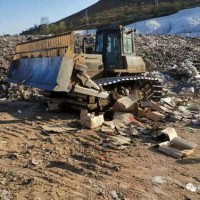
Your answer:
[149,101,163,112]
[113,112,133,124]
[146,110,165,122]
[150,176,168,185]
[137,108,146,117]
[80,110,104,129]
[113,97,139,113]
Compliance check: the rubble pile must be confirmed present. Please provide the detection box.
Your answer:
[80,95,199,158]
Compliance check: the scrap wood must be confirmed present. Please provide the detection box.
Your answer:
[146,110,165,122]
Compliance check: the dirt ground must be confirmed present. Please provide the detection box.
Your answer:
[0,100,200,200]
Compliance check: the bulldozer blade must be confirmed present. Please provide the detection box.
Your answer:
[7,56,74,92]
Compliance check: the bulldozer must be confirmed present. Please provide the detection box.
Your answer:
[7,25,162,111]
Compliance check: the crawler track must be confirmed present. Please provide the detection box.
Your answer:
[95,75,163,101]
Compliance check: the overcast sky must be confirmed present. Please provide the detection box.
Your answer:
[0,0,98,35]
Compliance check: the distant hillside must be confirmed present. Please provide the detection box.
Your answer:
[21,0,200,35]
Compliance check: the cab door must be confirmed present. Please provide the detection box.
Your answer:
[103,32,124,70]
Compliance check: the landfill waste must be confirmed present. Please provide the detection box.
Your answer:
[80,110,104,129]
[186,183,200,192]
[150,176,167,185]
[192,119,200,126]
[150,176,184,188]
[1,33,200,102]
[78,92,199,153]
[0,35,43,101]
[110,190,126,200]
[0,189,11,200]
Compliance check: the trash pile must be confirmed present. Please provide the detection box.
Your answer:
[74,33,95,53]
[136,34,200,93]
[0,35,41,69]
[136,34,200,74]
[80,94,199,158]
[0,35,42,101]
[74,33,200,93]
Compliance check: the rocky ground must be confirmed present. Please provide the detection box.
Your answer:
[0,34,200,200]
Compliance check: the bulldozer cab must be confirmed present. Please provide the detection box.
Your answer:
[95,25,136,70]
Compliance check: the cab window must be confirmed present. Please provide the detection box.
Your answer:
[123,32,134,54]
[96,32,103,53]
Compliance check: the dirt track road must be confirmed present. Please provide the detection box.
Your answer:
[0,100,200,200]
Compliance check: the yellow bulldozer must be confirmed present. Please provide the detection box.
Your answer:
[7,25,162,111]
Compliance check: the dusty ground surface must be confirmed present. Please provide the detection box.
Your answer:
[0,99,199,200]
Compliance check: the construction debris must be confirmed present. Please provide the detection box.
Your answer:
[80,110,104,129]
[113,96,139,114]
[158,127,197,159]
[146,110,165,122]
